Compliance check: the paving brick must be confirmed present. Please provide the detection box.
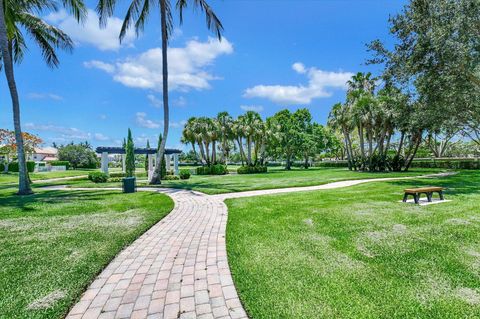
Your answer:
[64,189,245,319]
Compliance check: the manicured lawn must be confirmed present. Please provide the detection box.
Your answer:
[49,167,444,195]
[0,169,96,185]
[0,187,174,319]
[226,170,480,318]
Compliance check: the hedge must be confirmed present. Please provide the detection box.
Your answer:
[8,161,36,173]
[410,159,480,169]
[0,163,4,172]
[315,159,480,169]
[49,160,70,170]
[196,164,228,175]
[88,172,109,183]
[237,165,268,174]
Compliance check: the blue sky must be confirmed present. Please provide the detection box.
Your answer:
[0,0,406,150]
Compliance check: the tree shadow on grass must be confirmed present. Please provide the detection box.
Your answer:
[384,171,480,197]
[0,189,121,215]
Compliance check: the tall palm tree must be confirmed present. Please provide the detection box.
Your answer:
[0,0,86,195]
[216,111,233,164]
[98,0,223,184]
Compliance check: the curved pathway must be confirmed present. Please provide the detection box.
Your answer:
[64,172,454,319]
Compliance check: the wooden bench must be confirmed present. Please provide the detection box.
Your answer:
[403,187,445,204]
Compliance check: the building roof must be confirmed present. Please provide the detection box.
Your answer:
[34,147,58,155]
[95,146,182,155]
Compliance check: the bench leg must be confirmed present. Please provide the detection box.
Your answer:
[403,193,409,202]
[438,190,444,200]
[414,194,420,204]
[426,192,433,202]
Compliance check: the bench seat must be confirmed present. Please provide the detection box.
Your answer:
[403,187,445,204]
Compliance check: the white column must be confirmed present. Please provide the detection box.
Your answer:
[101,152,109,174]
[122,154,126,173]
[173,154,179,175]
[165,154,171,172]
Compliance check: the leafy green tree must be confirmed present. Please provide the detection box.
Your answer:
[0,0,86,194]
[125,129,135,177]
[58,143,98,169]
[98,0,223,184]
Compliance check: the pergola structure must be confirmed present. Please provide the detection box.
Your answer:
[96,147,182,179]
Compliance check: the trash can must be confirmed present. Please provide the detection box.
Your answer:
[122,177,136,193]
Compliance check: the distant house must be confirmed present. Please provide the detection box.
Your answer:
[30,147,58,162]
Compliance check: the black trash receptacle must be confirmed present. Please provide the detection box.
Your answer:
[122,177,136,193]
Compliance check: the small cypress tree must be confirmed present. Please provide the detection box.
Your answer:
[157,134,166,178]
[125,129,135,177]
[144,140,150,172]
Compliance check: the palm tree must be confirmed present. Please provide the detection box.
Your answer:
[98,0,223,184]
[0,0,86,195]
[216,112,233,164]
[328,102,354,170]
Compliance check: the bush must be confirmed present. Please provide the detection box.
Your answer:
[179,169,191,180]
[8,161,35,173]
[314,161,349,168]
[0,162,4,172]
[163,175,180,180]
[88,172,109,183]
[108,177,123,183]
[411,159,480,169]
[109,172,126,178]
[237,165,268,174]
[196,164,228,175]
[49,160,70,170]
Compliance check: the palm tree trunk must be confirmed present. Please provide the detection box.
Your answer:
[150,0,169,184]
[212,141,216,164]
[247,137,252,166]
[198,142,207,164]
[236,137,246,165]
[0,5,32,195]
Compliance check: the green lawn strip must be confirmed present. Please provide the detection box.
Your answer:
[42,167,444,195]
[0,170,97,185]
[226,170,480,318]
[0,187,174,319]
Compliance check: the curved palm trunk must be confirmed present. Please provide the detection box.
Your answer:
[212,140,216,164]
[236,137,246,165]
[246,136,252,165]
[150,0,169,184]
[0,4,32,195]
[198,141,207,164]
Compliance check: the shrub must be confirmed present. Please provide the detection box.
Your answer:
[88,172,109,183]
[109,172,126,178]
[410,159,480,169]
[0,162,4,172]
[163,175,180,180]
[179,169,191,180]
[49,160,70,170]
[58,144,98,169]
[108,177,123,183]
[8,161,35,173]
[237,165,268,174]
[196,164,227,175]
[314,161,349,168]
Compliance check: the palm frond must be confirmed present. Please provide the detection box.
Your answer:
[96,0,117,27]
[18,12,73,68]
[60,0,87,22]
[176,0,223,40]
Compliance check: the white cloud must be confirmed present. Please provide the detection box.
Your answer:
[94,133,109,141]
[46,9,135,51]
[85,37,233,91]
[84,60,115,73]
[27,92,63,101]
[240,105,264,112]
[25,123,91,140]
[292,62,307,74]
[244,63,353,105]
[136,112,160,129]
[135,112,186,129]
[147,94,162,108]
[173,96,187,107]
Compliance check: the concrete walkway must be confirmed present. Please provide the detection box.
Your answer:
[63,172,454,319]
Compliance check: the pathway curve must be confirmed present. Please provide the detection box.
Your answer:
[63,172,454,319]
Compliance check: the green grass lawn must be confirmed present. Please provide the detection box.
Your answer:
[226,170,480,318]
[0,169,96,185]
[0,186,174,319]
[46,167,444,195]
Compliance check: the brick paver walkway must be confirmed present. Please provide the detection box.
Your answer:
[63,171,454,319]
[66,188,247,319]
